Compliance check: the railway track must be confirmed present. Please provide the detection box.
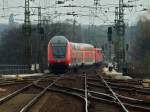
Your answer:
[0,74,53,98]
[0,73,86,112]
[36,80,150,112]
[86,73,124,112]
[87,73,150,112]
[0,69,150,112]
[0,74,65,112]
[31,72,150,112]
[87,75,150,100]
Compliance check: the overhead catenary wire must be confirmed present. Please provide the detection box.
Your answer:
[0,0,148,25]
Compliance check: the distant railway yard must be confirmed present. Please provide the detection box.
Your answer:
[0,67,149,112]
[0,0,150,112]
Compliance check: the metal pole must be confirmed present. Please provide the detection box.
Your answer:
[114,0,125,72]
[24,0,31,71]
[37,7,42,71]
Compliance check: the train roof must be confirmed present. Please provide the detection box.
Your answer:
[96,48,102,51]
[71,42,94,50]
[50,36,69,44]
[50,36,94,48]
[78,43,94,48]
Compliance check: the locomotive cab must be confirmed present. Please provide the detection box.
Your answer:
[48,36,69,73]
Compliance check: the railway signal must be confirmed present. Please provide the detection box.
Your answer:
[107,27,112,42]
[107,27,113,61]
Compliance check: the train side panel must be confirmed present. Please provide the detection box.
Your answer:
[48,43,52,64]
[65,42,71,65]
[95,48,103,65]
[69,43,83,67]
[83,49,95,65]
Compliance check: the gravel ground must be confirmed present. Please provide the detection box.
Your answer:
[29,92,84,112]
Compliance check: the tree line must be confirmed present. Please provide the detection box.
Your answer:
[129,16,150,77]
[0,21,107,65]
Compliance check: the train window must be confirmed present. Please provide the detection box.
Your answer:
[75,44,77,50]
[52,45,66,59]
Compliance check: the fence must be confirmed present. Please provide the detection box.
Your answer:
[0,64,29,75]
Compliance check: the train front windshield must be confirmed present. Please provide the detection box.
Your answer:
[50,36,68,60]
[52,45,66,59]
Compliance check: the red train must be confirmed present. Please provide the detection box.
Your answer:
[48,36,103,73]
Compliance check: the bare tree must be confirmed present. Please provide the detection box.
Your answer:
[131,16,150,76]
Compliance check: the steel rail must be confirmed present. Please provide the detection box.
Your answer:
[87,82,106,88]
[88,81,140,92]
[53,85,150,111]
[0,83,33,104]
[0,76,48,103]
[88,78,142,90]
[107,82,142,90]
[34,84,85,99]
[0,81,27,86]
[34,83,118,101]
[91,95,150,111]
[104,78,141,84]
[84,73,88,112]
[88,81,150,95]
[34,80,150,111]
[34,83,89,111]
[87,82,150,106]
[34,83,115,101]
[19,75,64,112]
[0,75,50,104]
[90,90,115,100]
[99,75,129,112]
[53,83,116,100]
[60,81,150,104]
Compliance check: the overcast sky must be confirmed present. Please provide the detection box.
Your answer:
[0,0,150,25]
